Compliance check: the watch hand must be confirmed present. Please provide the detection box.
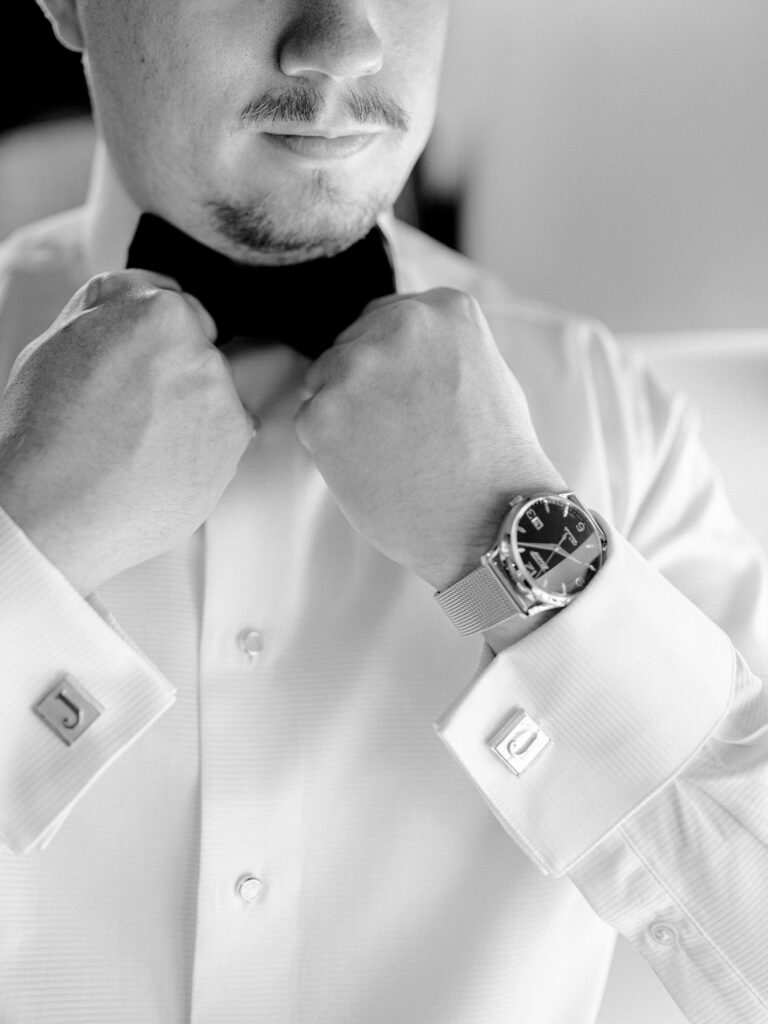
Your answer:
[538,531,567,571]
[546,545,576,568]
[519,539,585,566]
[519,541,570,553]
[542,539,563,569]
[554,548,586,564]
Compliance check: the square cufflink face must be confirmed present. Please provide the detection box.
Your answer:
[34,676,103,746]
[489,710,551,776]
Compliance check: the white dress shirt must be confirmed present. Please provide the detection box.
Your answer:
[1,143,767,1024]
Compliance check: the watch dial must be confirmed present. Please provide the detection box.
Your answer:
[512,498,603,597]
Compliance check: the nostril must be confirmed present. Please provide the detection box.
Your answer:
[278,13,383,81]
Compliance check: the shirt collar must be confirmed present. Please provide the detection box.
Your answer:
[82,138,402,288]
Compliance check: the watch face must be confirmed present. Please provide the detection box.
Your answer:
[507,496,604,600]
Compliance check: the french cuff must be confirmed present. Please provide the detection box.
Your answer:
[435,523,735,877]
[0,506,176,853]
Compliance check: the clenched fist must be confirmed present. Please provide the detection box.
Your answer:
[295,288,566,592]
[0,270,253,596]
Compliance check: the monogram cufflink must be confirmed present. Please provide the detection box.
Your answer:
[489,710,551,776]
[34,675,103,745]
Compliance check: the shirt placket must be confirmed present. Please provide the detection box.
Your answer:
[190,394,309,1023]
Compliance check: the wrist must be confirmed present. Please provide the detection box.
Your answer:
[423,466,568,592]
[0,487,97,599]
[433,485,607,638]
[4,510,98,597]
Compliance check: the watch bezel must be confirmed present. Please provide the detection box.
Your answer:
[488,492,607,614]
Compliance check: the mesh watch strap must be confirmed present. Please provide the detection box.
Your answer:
[434,492,605,636]
[434,563,522,636]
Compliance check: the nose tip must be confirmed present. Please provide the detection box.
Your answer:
[279,5,384,81]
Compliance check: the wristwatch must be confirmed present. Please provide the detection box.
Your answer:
[435,491,608,635]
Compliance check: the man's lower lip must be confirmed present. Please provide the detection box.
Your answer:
[262,133,377,159]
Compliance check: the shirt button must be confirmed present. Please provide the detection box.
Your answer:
[237,629,263,660]
[649,922,679,948]
[236,875,265,904]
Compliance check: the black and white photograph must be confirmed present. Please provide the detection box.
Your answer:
[1,2,766,1022]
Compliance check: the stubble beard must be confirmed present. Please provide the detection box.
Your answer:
[206,167,393,266]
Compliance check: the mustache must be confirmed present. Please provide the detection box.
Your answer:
[240,85,410,133]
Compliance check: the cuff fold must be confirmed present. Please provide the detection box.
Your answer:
[435,524,735,876]
[0,506,175,852]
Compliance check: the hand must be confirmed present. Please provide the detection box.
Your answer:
[295,287,566,591]
[0,270,254,595]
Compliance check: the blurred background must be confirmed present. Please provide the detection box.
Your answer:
[1,4,92,238]
[430,0,768,333]
[3,4,766,1023]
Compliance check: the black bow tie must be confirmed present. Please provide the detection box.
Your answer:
[126,213,397,359]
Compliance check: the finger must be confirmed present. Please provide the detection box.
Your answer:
[135,270,184,293]
[332,290,412,346]
[333,293,402,340]
[305,292,413,392]
[179,290,218,345]
[302,340,352,396]
[81,269,183,310]
[361,291,406,314]
[302,351,330,398]
[356,290,430,321]
[88,271,216,345]
[293,392,318,452]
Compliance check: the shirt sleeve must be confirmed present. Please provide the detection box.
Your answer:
[435,331,768,1023]
[0,505,176,854]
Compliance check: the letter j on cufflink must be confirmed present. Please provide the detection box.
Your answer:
[489,710,551,776]
[34,675,103,746]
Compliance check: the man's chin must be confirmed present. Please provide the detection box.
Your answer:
[204,189,390,266]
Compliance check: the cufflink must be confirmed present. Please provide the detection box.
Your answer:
[34,675,103,745]
[489,710,551,776]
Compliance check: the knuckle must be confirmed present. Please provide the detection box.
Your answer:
[344,339,381,381]
[435,286,478,316]
[194,341,225,373]
[142,284,182,313]
[86,271,113,295]
[171,347,223,399]
[81,271,123,307]
[196,345,232,387]
[385,296,422,335]
[135,286,194,338]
